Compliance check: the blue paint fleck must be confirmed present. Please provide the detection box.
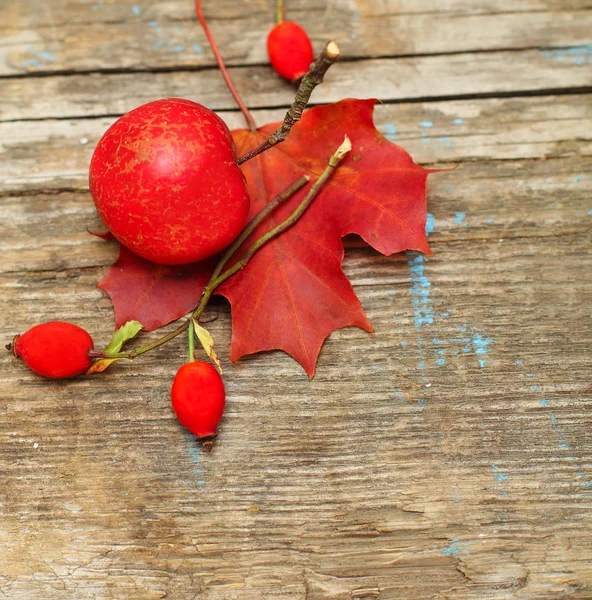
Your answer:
[170,45,185,52]
[433,338,444,345]
[353,9,361,20]
[384,123,397,141]
[472,333,494,367]
[407,254,434,329]
[515,359,523,365]
[453,212,467,227]
[532,385,539,391]
[526,373,533,378]
[487,218,493,224]
[154,40,165,49]
[575,174,582,182]
[442,539,475,557]
[492,465,509,481]
[454,118,464,124]
[436,358,446,366]
[422,137,431,144]
[436,136,455,148]
[371,365,381,373]
[400,341,408,348]
[559,442,570,449]
[425,212,436,236]
[459,325,467,333]
[187,437,206,486]
[420,121,433,128]
[149,20,158,27]
[539,399,549,407]
[132,5,140,15]
[193,43,204,53]
[541,45,592,66]
[588,209,592,216]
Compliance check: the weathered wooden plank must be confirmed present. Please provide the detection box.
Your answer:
[1,0,590,76]
[2,95,590,194]
[1,230,590,599]
[1,153,590,275]
[2,48,592,123]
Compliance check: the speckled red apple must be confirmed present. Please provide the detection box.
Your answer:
[89,98,250,265]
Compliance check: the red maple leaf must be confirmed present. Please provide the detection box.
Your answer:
[98,99,433,376]
[219,98,433,376]
[98,245,213,331]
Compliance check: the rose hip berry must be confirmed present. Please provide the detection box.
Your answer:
[267,21,314,82]
[89,98,250,265]
[14,322,94,379]
[171,361,225,440]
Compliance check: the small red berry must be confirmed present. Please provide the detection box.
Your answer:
[171,362,225,440]
[14,322,94,378]
[267,21,314,82]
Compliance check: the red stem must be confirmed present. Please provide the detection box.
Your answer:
[195,0,257,131]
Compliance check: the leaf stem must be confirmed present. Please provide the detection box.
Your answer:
[276,0,284,24]
[100,139,351,362]
[237,41,340,166]
[188,318,195,362]
[195,0,257,131]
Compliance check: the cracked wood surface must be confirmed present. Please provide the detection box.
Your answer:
[1,0,591,599]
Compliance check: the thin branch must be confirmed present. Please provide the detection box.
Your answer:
[209,175,309,283]
[237,41,340,165]
[276,0,285,24]
[188,318,195,362]
[195,0,257,131]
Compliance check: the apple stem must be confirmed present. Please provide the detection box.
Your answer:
[276,0,285,24]
[237,41,340,166]
[98,140,350,364]
[195,0,257,131]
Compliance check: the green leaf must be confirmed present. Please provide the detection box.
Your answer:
[104,320,144,355]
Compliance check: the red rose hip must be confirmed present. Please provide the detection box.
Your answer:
[267,21,314,82]
[89,98,250,265]
[171,361,225,440]
[14,321,94,378]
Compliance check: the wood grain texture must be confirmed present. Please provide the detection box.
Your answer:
[1,0,590,76]
[1,0,591,598]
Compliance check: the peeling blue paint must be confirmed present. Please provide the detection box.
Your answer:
[407,254,434,329]
[132,5,140,15]
[454,118,464,124]
[539,399,548,407]
[384,123,397,141]
[492,465,509,481]
[425,212,436,236]
[472,333,493,368]
[442,539,475,557]
[193,43,204,53]
[541,45,592,66]
[420,121,433,128]
[186,437,205,486]
[436,358,446,366]
[453,212,467,227]
[515,359,523,365]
